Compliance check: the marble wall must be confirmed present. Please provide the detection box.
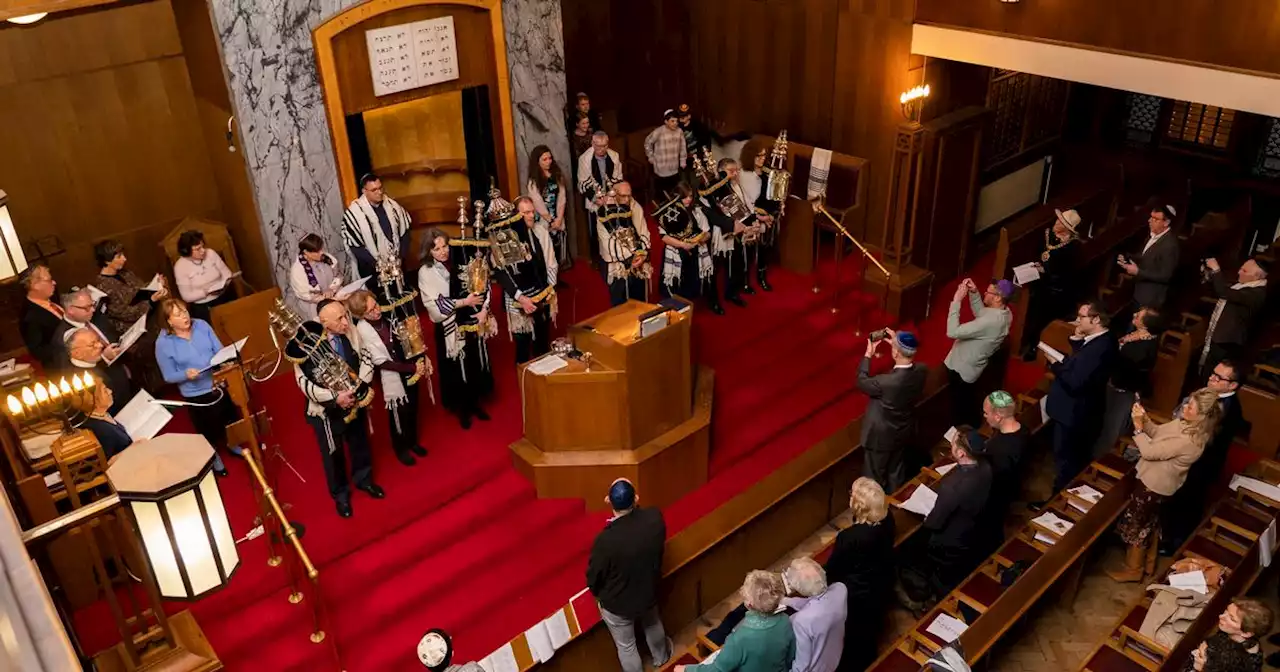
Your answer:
[207,0,568,301]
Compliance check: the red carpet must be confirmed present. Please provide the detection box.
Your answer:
[70,239,1026,671]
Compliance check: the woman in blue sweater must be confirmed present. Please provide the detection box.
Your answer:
[154,298,240,476]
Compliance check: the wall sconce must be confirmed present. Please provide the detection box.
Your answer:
[6,372,94,435]
[6,13,48,24]
[0,190,29,282]
[107,434,240,600]
[900,85,931,123]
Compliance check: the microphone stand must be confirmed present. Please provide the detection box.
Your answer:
[812,195,891,336]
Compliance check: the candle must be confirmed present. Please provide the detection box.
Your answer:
[58,378,70,395]
[71,374,83,392]
[6,395,22,419]
[82,373,95,389]
[20,386,35,410]
[47,381,60,401]
[33,383,48,404]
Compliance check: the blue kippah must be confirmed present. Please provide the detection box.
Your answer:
[895,331,919,355]
[608,480,636,510]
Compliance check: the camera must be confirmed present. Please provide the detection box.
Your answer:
[868,328,891,343]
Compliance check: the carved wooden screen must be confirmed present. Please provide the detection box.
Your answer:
[983,70,1070,171]
[1255,118,1280,178]
[1165,101,1234,149]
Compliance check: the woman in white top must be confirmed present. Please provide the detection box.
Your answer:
[289,233,343,321]
[173,230,236,323]
[526,145,570,268]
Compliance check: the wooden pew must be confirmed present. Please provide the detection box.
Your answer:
[1240,367,1280,459]
[1076,460,1280,672]
[867,448,1135,672]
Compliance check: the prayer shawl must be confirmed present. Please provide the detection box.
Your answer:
[354,319,434,437]
[293,328,374,454]
[597,201,652,284]
[501,223,559,337]
[807,147,834,200]
[660,207,713,288]
[342,195,411,273]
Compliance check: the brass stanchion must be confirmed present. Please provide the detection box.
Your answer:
[813,197,891,333]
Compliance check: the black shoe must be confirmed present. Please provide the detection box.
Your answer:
[757,271,772,292]
[474,408,491,422]
[728,295,747,308]
[396,452,416,466]
[410,445,428,457]
[742,284,757,296]
[357,482,385,499]
[214,465,229,478]
[336,499,353,518]
[460,414,472,430]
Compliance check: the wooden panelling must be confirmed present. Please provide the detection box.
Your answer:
[915,0,1280,78]
[0,1,220,290]
[364,92,471,206]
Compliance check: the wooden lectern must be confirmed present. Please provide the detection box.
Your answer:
[510,301,714,511]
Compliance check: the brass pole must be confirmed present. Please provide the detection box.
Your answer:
[241,449,316,580]
[814,201,890,278]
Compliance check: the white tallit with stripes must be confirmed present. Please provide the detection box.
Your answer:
[342,195,411,274]
[806,147,833,200]
[661,207,714,288]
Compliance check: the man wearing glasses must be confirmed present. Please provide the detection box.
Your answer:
[943,278,1014,428]
[1042,300,1116,499]
[1160,360,1247,553]
[55,288,122,369]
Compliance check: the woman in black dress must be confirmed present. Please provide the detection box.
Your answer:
[1020,209,1083,360]
[1187,598,1270,672]
[824,476,897,672]
[1095,306,1162,458]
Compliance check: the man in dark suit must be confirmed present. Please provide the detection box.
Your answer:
[1044,300,1117,497]
[857,330,928,492]
[65,327,134,416]
[1160,359,1248,554]
[586,479,671,672]
[1118,204,1180,309]
[53,288,122,365]
[1199,257,1268,377]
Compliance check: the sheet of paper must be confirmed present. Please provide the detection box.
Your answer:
[1032,511,1074,536]
[524,621,554,663]
[144,273,164,291]
[1013,262,1041,285]
[943,426,959,443]
[334,276,371,300]
[925,613,968,643]
[480,644,519,672]
[43,472,63,488]
[1067,499,1088,514]
[20,433,57,461]
[1037,341,1065,364]
[0,358,14,373]
[545,609,571,649]
[896,484,938,517]
[1168,570,1208,594]
[1263,519,1277,569]
[85,285,108,303]
[935,463,957,476]
[203,337,250,371]
[1068,484,1103,503]
[115,390,174,440]
[1033,532,1058,546]
[527,354,569,376]
[1229,475,1280,503]
[105,314,150,365]
[1039,395,1049,425]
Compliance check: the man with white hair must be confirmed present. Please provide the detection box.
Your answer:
[578,130,624,262]
[782,557,846,672]
[66,327,133,415]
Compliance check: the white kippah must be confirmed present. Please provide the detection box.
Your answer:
[1166,204,1177,216]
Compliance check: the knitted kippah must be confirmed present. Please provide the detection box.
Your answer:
[987,390,1015,409]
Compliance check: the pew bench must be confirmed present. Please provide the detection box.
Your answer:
[1078,460,1280,671]
[867,446,1136,671]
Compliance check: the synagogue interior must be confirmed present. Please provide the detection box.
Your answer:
[2,1,1280,671]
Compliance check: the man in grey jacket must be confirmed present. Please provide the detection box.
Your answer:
[1118,204,1180,309]
[858,331,928,491]
[943,278,1013,428]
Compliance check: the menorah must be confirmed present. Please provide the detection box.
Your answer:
[5,371,96,435]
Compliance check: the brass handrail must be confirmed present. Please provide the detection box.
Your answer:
[242,449,316,579]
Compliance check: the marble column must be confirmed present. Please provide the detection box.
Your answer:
[502,0,570,190]
[207,0,567,302]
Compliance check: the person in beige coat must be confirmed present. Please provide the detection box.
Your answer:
[1108,387,1222,582]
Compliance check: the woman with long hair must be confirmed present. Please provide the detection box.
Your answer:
[527,145,570,268]
[1108,387,1222,582]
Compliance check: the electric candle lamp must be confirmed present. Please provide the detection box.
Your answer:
[34,383,48,404]
[21,386,35,408]
[83,373,94,389]
[6,395,22,418]
[47,381,60,401]
[71,374,83,392]
[58,378,70,395]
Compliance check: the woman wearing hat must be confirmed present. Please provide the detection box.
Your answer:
[1020,208,1082,360]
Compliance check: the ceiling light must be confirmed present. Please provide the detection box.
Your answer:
[7,13,48,25]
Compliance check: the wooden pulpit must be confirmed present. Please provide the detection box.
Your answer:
[510,301,714,511]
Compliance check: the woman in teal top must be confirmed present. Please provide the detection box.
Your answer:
[677,570,796,672]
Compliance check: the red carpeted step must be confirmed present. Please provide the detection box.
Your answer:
[339,514,604,670]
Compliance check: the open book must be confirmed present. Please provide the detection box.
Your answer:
[104,314,148,365]
[1037,341,1065,364]
[199,337,250,373]
[115,390,174,440]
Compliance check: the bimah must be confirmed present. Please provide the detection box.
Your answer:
[510,301,713,511]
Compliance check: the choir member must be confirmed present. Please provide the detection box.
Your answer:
[19,263,67,371]
[173,229,237,323]
[418,228,495,430]
[348,289,431,466]
[65,328,134,416]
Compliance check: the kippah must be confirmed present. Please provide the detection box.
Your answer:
[987,390,1015,408]
[995,279,1015,299]
[895,331,919,356]
[608,479,636,510]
